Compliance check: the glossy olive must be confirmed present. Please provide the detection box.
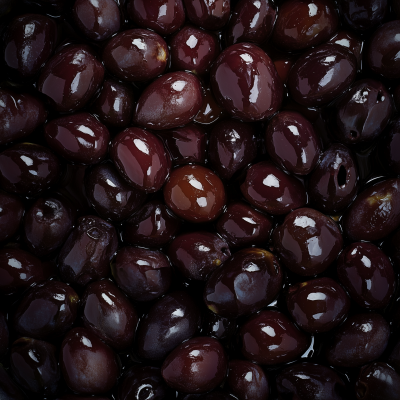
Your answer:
[389,339,400,373]
[112,246,171,302]
[226,0,276,46]
[343,178,400,241]
[194,86,224,125]
[272,0,338,51]
[164,165,226,223]
[0,143,61,196]
[13,280,78,340]
[239,310,310,365]
[10,337,59,395]
[202,311,236,341]
[208,119,258,180]
[240,161,307,215]
[379,117,400,175]
[273,208,343,276]
[161,336,227,393]
[265,111,321,175]
[82,280,138,351]
[0,312,8,359]
[110,127,171,193]
[0,191,24,242]
[103,29,168,82]
[60,327,119,394]
[135,291,201,360]
[122,200,180,248]
[58,215,118,287]
[308,144,358,214]
[0,365,26,400]
[38,44,104,112]
[328,30,363,68]
[204,248,282,318]
[211,43,283,122]
[288,44,357,107]
[183,0,230,30]
[134,71,203,130]
[325,313,390,367]
[287,277,350,333]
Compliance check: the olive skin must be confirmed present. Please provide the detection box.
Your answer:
[0,191,24,243]
[58,216,118,287]
[328,30,363,68]
[13,281,79,340]
[240,161,307,215]
[0,312,8,359]
[287,277,350,333]
[204,248,283,318]
[81,280,138,351]
[273,208,343,276]
[168,231,231,281]
[60,327,119,394]
[325,313,390,368]
[195,86,224,125]
[211,43,283,122]
[330,79,392,145]
[343,178,400,242]
[161,336,227,394]
[0,365,26,400]
[380,118,400,175]
[183,0,230,31]
[337,242,395,309]
[265,111,321,175]
[276,362,347,400]
[308,144,358,214]
[135,291,201,361]
[239,310,310,365]
[288,44,357,107]
[202,311,236,341]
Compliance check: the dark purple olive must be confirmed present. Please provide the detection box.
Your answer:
[10,337,59,395]
[204,248,282,318]
[0,143,61,196]
[226,359,269,400]
[57,397,110,400]
[73,0,120,41]
[308,144,358,214]
[201,392,231,400]
[157,124,207,166]
[226,0,276,46]
[389,339,400,373]
[38,44,104,113]
[287,277,350,333]
[325,313,390,367]
[112,246,171,302]
[4,14,57,79]
[194,86,224,125]
[379,117,400,175]
[170,26,219,76]
[328,30,363,68]
[288,44,357,107]
[58,215,118,287]
[385,228,400,270]
[202,311,236,341]
[134,71,203,130]
[183,0,230,30]
[85,162,146,222]
[240,161,307,215]
[13,280,78,340]
[208,119,257,180]
[367,21,400,79]
[0,191,24,242]
[272,0,338,51]
[265,111,321,175]
[338,0,387,32]
[111,127,171,193]
[103,29,168,82]
[60,327,119,394]
[168,231,231,281]
[118,366,172,400]
[216,202,273,249]
[92,79,134,128]
[122,200,180,248]
[337,242,395,309]
[82,280,138,351]
[239,310,310,365]
[276,362,347,400]
[45,113,109,164]
[211,43,283,122]
[0,312,8,359]
[0,248,48,296]
[273,208,343,276]
[330,79,392,145]
[0,365,26,400]
[127,0,185,36]
[0,89,47,145]
[356,362,400,400]
[343,178,400,241]
[135,291,201,360]
[161,336,227,393]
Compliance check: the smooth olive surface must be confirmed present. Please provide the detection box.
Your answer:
[0,365,26,400]
[379,117,400,175]
[183,0,230,30]
[0,191,24,243]
[328,30,363,68]
[195,86,224,125]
